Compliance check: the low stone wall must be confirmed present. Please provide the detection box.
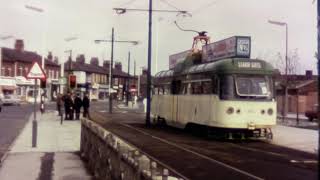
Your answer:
[80,118,185,180]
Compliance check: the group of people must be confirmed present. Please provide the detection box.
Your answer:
[56,92,90,120]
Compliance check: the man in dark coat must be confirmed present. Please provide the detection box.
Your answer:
[56,94,62,116]
[74,94,82,120]
[83,93,90,118]
[69,93,75,120]
[63,93,71,120]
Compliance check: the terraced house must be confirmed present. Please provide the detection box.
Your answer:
[0,39,60,102]
[64,54,134,101]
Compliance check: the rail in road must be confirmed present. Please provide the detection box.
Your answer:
[90,109,317,180]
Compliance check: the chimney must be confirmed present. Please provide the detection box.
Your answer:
[103,60,110,68]
[47,52,53,61]
[115,62,122,71]
[90,57,99,66]
[14,39,24,52]
[76,54,85,64]
[306,70,313,80]
[54,56,59,64]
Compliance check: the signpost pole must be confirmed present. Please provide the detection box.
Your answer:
[32,79,38,147]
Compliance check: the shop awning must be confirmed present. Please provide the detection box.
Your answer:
[2,85,16,90]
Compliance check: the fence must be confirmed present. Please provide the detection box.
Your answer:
[80,118,185,180]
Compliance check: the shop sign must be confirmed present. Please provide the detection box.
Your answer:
[59,77,67,85]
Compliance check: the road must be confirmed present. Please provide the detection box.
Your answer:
[90,101,317,180]
[0,104,33,162]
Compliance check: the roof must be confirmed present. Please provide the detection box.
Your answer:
[64,61,130,77]
[155,58,275,78]
[2,47,60,67]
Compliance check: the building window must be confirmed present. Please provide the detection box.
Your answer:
[24,67,29,76]
[18,67,23,76]
[7,67,12,76]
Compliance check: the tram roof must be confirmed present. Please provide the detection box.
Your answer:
[155,58,275,78]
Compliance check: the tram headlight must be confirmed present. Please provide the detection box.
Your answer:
[268,108,273,115]
[226,107,234,114]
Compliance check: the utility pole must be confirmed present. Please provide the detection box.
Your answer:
[145,0,153,126]
[109,28,114,114]
[126,51,130,106]
[317,0,320,176]
[95,29,138,113]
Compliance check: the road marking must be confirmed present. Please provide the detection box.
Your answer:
[121,123,264,180]
[99,110,107,113]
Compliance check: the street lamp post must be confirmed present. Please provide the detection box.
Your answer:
[268,20,288,122]
[126,51,131,106]
[95,28,138,114]
[25,5,46,69]
[113,5,188,126]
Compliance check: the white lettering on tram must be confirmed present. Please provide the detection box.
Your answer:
[238,62,262,69]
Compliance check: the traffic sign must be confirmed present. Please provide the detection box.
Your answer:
[26,62,46,79]
[59,77,67,85]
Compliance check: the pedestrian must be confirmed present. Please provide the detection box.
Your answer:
[56,94,62,116]
[83,93,90,118]
[74,93,82,120]
[63,92,71,120]
[69,93,75,120]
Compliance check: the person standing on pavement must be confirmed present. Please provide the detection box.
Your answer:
[83,93,90,118]
[63,92,71,120]
[74,93,82,120]
[56,94,62,116]
[69,93,75,120]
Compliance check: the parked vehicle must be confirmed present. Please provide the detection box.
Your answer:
[305,104,318,121]
[3,95,21,106]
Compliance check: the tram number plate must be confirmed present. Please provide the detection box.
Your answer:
[238,62,262,69]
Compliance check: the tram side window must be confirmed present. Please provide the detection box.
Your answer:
[191,82,202,94]
[164,85,170,95]
[212,76,218,94]
[202,81,212,94]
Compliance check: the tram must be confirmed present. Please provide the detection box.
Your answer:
[151,35,277,139]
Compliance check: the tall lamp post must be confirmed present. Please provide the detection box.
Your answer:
[268,20,288,121]
[25,5,46,69]
[95,28,138,114]
[113,6,189,126]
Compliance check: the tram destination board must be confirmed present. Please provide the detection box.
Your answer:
[202,36,251,62]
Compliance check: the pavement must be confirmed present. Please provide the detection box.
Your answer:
[0,110,92,180]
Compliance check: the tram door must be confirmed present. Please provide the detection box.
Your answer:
[171,80,181,124]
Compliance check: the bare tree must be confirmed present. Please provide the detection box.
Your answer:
[272,48,300,75]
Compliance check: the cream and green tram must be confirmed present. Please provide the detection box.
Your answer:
[151,58,277,139]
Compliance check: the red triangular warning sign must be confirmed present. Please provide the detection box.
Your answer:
[26,62,47,79]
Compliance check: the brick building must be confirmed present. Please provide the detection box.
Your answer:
[1,39,60,102]
[64,54,134,101]
[276,70,317,115]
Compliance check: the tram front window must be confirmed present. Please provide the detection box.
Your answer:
[235,76,272,99]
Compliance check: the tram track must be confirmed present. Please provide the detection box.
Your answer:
[90,110,317,180]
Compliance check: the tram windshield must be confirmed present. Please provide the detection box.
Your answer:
[220,75,273,100]
[235,76,271,97]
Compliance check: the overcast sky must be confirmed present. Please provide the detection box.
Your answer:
[0,0,317,75]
